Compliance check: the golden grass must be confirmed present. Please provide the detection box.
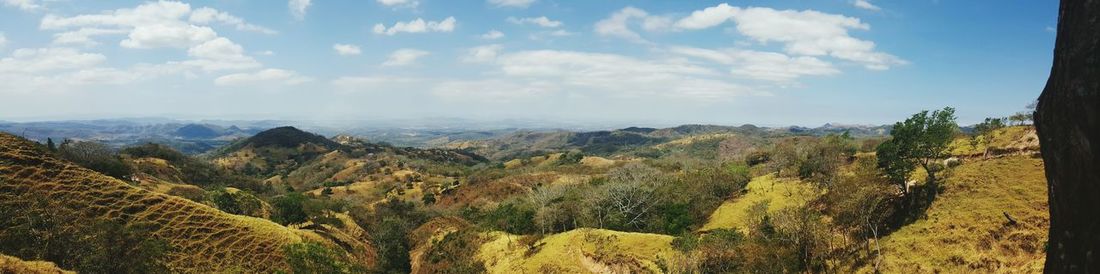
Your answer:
[477,228,677,273]
[0,254,73,274]
[949,126,1039,157]
[579,156,617,168]
[701,174,821,232]
[867,155,1048,273]
[0,133,363,273]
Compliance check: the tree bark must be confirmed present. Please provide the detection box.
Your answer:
[1036,1,1100,272]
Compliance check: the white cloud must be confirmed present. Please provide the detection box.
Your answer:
[481,30,504,39]
[487,0,535,8]
[51,28,129,46]
[2,0,41,11]
[853,0,881,11]
[289,0,311,20]
[725,7,905,69]
[333,44,361,55]
[181,37,260,71]
[372,17,456,35]
[674,3,738,30]
[382,48,429,66]
[474,50,750,100]
[36,1,265,75]
[507,16,562,28]
[189,7,277,34]
[215,68,311,86]
[594,7,651,42]
[462,44,502,63]
[670,46,840,82]
[0,33,6,49]
[0,48,106,73]
[376,0,418,9]
[119,24,217,49]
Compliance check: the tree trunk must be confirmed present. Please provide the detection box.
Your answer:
[1035,1,1100,272]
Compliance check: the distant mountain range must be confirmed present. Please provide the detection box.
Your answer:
[0,118,897,155]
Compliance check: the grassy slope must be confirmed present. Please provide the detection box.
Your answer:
[0,133,338,273]
[870,155,1048,273]
[949,126,1039,157]
[0,254,72,274]
[701,174,821,231]
[477,228,677,273]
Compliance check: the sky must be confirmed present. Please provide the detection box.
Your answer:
[0,0,1058,127]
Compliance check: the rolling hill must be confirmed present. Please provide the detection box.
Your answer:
[0,132,373,272]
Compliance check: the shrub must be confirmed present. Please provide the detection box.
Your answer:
[283,242,359,274]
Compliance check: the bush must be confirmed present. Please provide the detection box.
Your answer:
[283,242,360,274]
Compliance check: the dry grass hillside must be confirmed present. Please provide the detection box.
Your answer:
[0,133,371,273]
[0,254,72,274]
[701,175,821,232]
[477,228,678,273]
[950,126,1040,157]
[866,155,1048,273]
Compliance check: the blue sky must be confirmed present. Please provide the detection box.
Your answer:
[0,0,1057,126]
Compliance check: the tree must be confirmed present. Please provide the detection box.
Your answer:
[272,192,308,225]
[1008,112,1032,125]
[876,107,958,194]
[57,140,132,179]
[1034,0,1100,271]
[587,163,669,230]
[46,138,56,152]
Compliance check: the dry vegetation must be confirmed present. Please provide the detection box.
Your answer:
[0,133,370,273]
[868,155,1048,273]
[0,253,73,274]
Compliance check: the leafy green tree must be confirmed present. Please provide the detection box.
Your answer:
[46,138,56,152]
[272,192,308,225]
[876,107,958,193]
[283,242,358,274]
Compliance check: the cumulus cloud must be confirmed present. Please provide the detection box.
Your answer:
[852,0,881,11]
[2,0,41,11]
[333,44,361,55]
[289,0,311,20]
[596,4,904,70]
[725,6,905,69]
[487,0,535,8]
[674,3,738,30]
[119,24,217,49]
[215,68,311,86]
[481,30,504,39]
[382,48,429,66]
[376,0,418,9]
[189,7,277,34]
[507,16,562,28]
[372,17,456,35]
[462,44,503,63]
[180,37,260,71]
[670,46,840,82]
[37,1,265,76]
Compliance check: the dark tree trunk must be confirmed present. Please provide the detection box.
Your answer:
[1036,1,1100,272]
